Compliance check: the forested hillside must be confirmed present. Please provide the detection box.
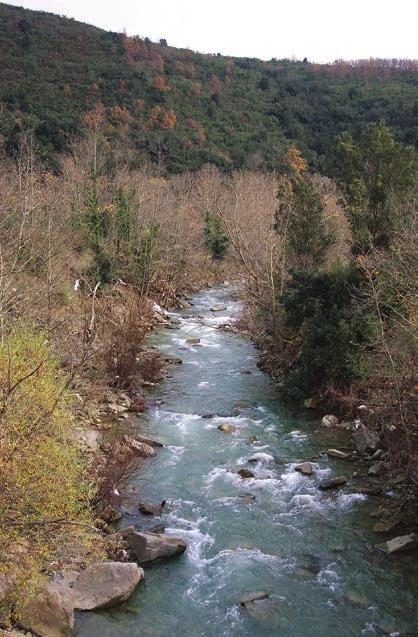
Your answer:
[0,2,417,172]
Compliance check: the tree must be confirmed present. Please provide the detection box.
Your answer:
[204,210,229,260]
[275,174,334,270]
[334,120,417,252]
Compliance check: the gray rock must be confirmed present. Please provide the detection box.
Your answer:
[239,591,269,605]
[186,337,200,345]
[164,356,183,365]
[133,434,164,448]
[73,562,143,611]
[122,435,155,457]
[211,304,226,312]
[126,531,187,563]
[320,415,339,428]
[326,449,349,459]
[295,462,313,475]
[376,533,418,554]
[318,475,348,490]
[20,580,75,637]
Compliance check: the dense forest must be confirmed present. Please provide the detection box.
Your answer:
[0,2,418,173]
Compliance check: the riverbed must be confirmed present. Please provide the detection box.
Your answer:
[77,285,418,637]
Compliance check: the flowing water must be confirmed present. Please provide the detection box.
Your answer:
[77,285,418,637]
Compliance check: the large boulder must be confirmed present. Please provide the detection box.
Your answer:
[20,580,75,637]
[126,530,187,563]
[73,562,143,611]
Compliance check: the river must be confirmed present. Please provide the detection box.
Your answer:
[77,285,418,637]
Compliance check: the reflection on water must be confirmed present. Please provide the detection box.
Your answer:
[76,285,418,637]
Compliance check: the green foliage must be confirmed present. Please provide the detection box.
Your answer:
[281,267,377,397]
[134,223,160,294]
[333,120,418,252]
[113,186,133,243]
[82,172,109,249]
[277,174,334,268]
[0,326,96,613]
[204,210,229,260]
[0,4,417,173]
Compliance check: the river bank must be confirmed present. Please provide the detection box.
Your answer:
[74,284,418,637]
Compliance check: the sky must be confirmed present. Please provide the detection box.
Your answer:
[4,0,418,63]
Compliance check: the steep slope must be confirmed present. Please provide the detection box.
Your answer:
[0,2,417,171]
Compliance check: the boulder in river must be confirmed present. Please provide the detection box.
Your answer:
[238,468,254,478]
[211,304,226,312]
[218,423,237,433]
[73,562,144,611]
[295,462,313,476]
[248,435,258,444]
[133,434,164,448]
[126,530,187,563]
[239,591,269,605]
[318,475,347,490]
[376,533,418,554]
[320,415,339,428]
[326,449,349,459]
[138,500,166,516]
[186,337,200,345]
[122,435,155,458]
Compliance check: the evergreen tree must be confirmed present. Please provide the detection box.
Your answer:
[204,210,229,260]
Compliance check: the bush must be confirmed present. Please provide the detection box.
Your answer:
[281,266,378,397]
[0,327,96,618]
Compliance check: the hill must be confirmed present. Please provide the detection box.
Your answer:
[0,2,417,172]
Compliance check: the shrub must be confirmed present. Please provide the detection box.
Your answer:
[281,266,378,398]
[0,327,96,618]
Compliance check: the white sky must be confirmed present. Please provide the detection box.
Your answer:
[5,0,418,63]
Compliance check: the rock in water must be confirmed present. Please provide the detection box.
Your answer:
[138,500,165,516]
[376,533,418,554]
[20,580,75,637]
[122,435,155,457]
[133,434,164,448]
[126,531,187,563]
[320,415,339,428]
[211,304,226,312]
[295,462,313,475]
[318,476,347,490]
[186,337,200,345]
[238,468,254,478]
[218,423,237,433]
[239,591,269,605]
[326,449,349,459]
[73,562,143,611]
